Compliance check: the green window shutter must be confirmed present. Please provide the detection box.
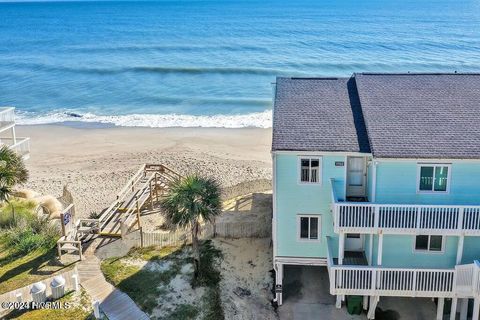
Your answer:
[419,166,434,191]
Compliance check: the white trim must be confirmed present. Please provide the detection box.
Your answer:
[413,235,446,254]
[297,214,321,242]
[272,153,277,260]
[376,157,480,163]
[273,150,372,157]
[274,256,327,266]
[343,155,348,200]
[371,160,378,202]
[297,156,322,185]
[416,163,452,194]
[272,151,480,162]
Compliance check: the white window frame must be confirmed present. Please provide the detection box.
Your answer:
[413,235,445,254]
[416,163,451,194]
[298,156,322,185]
[297,214,321,242]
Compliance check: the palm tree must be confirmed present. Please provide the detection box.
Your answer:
[160,175,221,278]
[0,146,28,222]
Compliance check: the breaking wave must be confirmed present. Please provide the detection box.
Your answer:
[16,110,273,128]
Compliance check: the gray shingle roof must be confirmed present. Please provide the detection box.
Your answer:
[272,77,370,153]
[272,73,480,159]
[355,73,480,159]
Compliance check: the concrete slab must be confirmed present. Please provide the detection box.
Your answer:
[278,265,438,320]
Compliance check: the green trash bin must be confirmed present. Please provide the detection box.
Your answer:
[347,295,363,315]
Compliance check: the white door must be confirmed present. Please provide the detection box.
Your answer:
[346,157,367,198]
[344,233,363,251]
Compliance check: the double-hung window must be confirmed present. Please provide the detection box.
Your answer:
[298,215,320,241]
[414,235,443,253]
[299,157,321,184]
[418,164,450,193]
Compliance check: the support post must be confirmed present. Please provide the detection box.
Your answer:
[459,298,468,320]
[450,298,458,320]
[93,300,101,319]
[456,235,464,265]
[339,232,345,265]
[78,242,83,261]
[72,274,79,292]
[367,296,379,319]
[377,233,383,266]
[140,226,144,248]
[437,298,445,320]
[57,242,62,260]
[275,263,283,306]
[473,298,480,320]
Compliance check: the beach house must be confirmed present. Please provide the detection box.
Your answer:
[0,107,29,159]
[272,73,480,319]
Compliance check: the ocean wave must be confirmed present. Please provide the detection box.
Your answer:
[16,110,273,128]
[7,62,296,76]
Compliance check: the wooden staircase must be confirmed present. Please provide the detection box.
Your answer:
[96,164,181,238]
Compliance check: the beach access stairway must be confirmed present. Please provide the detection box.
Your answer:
[87,164,181,238]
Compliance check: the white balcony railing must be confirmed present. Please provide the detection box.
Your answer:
[0,137,30,158]
[326,237,480,298]
[330,179,480,235]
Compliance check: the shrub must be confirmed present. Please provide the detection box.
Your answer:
[0,200,60,255]
[0,199,37,228]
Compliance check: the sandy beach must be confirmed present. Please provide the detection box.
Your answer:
[17,124,272,218]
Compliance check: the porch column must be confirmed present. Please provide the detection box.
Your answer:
[473,298,480,320]
[336,233,345,309]
[436,298,444,320]
[450,298,458,320]
[275,262,283,305]
[339,232,345,265]
[456,235,464,265]
[459,298,468,320]
[377,233,383,266]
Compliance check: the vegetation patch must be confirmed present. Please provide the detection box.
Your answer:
[100,241,225,319]
[0,200,70,294]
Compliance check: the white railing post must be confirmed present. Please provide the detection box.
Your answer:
[458,207,465,231]
[374,206,380,232]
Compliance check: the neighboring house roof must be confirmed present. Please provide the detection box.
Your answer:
[272,77,371,153]
[272,73,480,159]
[354,73,480,159]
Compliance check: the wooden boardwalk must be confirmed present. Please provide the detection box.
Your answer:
[78,242,149,320]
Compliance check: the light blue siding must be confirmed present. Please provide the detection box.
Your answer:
[375,161,480,205]
[368,235,458,268]
[275,153,480,266]
[275,153,345,258]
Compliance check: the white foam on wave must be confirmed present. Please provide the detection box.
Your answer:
[16,110,273,128]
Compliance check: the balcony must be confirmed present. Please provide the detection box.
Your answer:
[0,107,16,133]
[326,236,480,299]
[1,137,30,159]
[330,179,480,236]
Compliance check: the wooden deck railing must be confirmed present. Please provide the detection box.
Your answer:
[325,236,480,298]
[330,179,480,235]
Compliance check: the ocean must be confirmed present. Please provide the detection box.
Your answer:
[1,0,480,128]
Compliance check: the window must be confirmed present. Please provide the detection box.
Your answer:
[299,157,321,183]
[415,235,443,252]
[298,216,320,241]
[418,164,450,193]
